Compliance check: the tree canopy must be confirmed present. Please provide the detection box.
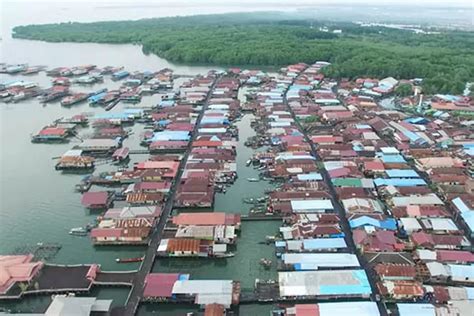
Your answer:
[12,12,474,94]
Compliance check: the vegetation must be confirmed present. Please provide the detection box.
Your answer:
[12,13,474,94]
[304,115,320,123]
[395,83,413,97]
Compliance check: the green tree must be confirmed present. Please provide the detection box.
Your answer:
[395,83,413,97]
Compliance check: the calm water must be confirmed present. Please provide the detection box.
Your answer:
[0,2,283,314]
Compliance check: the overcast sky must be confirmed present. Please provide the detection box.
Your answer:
[3,0,473,6]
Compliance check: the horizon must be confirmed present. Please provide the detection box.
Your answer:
[3,0,473,8]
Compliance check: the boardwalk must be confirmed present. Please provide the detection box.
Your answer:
[282,83,388,316]
[123,77,219,315]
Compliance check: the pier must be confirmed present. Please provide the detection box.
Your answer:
[123,76,220,315]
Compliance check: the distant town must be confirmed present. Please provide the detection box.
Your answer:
[1,60,473,316]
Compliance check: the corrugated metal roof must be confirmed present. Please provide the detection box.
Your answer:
[282,253,360,268]
[318,302,379,316]
[385,169,420,178]
[397,304,435,316]
[291,200,334,212]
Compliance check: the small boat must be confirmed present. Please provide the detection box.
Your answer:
[259,258,272,269]
[247,178,260,182]
[69,227,88,236]
[116,256,144,263]
[246,159,252,166]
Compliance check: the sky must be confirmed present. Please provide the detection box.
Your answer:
[3,0,473,6]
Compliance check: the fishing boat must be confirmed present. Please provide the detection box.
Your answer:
[247,177,260,182]
[115,256,144,263]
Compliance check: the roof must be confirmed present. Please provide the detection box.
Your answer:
[0,255,43,294]
[135,160,179,170]
[302,238,347,250]
[44,296,112,316]
[437,250,474,263]
[291,199,334,212]
[294,304,319,316]
[350,216,397,230]
[397,304,435,316]
[278,270,371,297]
[281,253,360,269]
[38,127,67,136]
[297,173,323,181]
[392,194,444,207]
[173,213,240,226]
[204,304,226,316]
[79,138,118,149]
[374,178,426,187]
[81,191,108,206]
[143,273,180,298]
[385,169,420,178]
[313,302,379,316]
[172,280,234,307]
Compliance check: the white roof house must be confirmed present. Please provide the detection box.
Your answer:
[392,194,444,207]
[290,199,334,213]
[399,218,423,233]
[278,270,371,298]
[35,296,113,316]
[281,253,360,269]
[172,280,234,307]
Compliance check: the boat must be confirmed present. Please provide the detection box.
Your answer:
[259,258,272,269]
[104,98,120,111]
[73,75,97,84]
[246,159,252,166]
[247,178,260,182]
[69,227,88,236]
[23,66,46,75]
[38,86,69,103]
[112,70,129,81]
[120,92,141,103]
[213,252,235,258]
[115,256,144,263]
[5,64,28,74]
[60,92,90,106]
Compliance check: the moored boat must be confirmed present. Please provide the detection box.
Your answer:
[115,256,144,263]
[60,92,90,106]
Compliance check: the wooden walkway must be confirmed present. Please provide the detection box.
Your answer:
[123,76,220,315]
